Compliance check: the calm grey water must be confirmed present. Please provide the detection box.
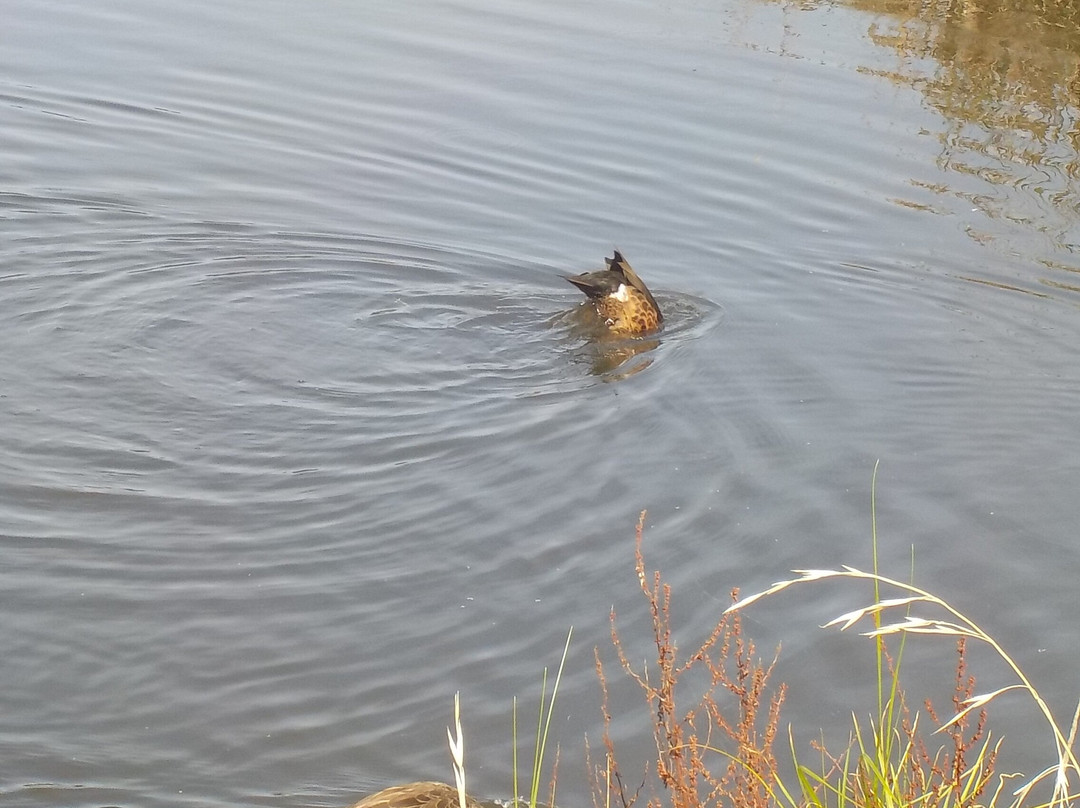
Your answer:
[3,1,1080,806]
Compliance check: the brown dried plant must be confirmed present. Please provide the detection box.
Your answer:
[588,511,787,808]
[914,637,999,808]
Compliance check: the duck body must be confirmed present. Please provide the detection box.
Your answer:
[350,781,484,808]
[564,250,663,335]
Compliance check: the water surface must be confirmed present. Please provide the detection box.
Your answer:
[3,1,1080,806]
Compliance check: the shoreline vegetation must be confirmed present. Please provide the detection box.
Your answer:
[580,507,1079,808]
[431,485,1078,808]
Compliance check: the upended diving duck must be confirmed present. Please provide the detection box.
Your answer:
[564,250,663,336]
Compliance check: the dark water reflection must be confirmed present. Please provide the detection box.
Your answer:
[3,1,1080,807]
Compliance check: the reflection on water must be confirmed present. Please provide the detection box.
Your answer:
[636,0,1080,292]
[786,0,1080,283]
[7,0,1080,805]
[580,334,662,379]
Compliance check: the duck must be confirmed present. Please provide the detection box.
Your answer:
[349,781,485,808]
[564,250,663,336]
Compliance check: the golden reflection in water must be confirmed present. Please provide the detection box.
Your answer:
[584,335,659,378]
[866,0,1080,286]
[859,1,1080,148]
[768,0,1080,281]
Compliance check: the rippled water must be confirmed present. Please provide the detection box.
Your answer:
[4,1,1080,806]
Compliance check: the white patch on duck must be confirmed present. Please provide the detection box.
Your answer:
[610,283,631,302]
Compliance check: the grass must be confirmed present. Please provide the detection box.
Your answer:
[730,564,1079,808]
[448,691,468,808]
[445,472,1077,808]
[513,628,573,808]
[588,500,1080,808]
[443,628,570,808]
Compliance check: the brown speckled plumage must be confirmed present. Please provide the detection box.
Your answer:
[564,251,663,335]
[350,781,485,808]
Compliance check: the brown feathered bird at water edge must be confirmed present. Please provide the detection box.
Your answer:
[564,250,663,335]
[349,781,486,808]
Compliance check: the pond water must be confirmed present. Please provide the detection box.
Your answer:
[3,1,1080,806]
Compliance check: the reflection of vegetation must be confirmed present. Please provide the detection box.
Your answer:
[763,0,1080,275]
[851,0,1080,254]
[861,1,1080,146]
